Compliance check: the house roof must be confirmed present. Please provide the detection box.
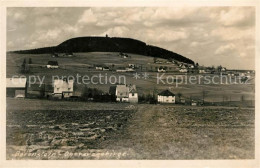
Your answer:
[158,90,175,96]
[6,78,27,88]
[48,61,58,65]
[129,84,137,93]
[116,85,129,98]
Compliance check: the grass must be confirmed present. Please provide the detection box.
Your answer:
[6,98,254,159]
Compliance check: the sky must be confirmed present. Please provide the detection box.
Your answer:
[7,7,255,70]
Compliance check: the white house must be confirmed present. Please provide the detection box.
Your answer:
[116,67,127,72]
[179,68,188,73]
[95,65,103,70]
[157,90,175,103]
[199,69,206,73]
[47,61,59,69]
[6,77,27,98]
[53,78,73,99]
[128,84,138,103]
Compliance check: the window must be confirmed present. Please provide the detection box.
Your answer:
[68,88,71,91]
[132,93,134,96]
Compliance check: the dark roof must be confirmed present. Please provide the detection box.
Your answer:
[48,61,58,65]
[158,90,175,96]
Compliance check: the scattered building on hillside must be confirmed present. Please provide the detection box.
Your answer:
[191,100,197,106]
[53,78,74,99]
[158,67,166,73]
[116,67,127,72]
[157,90,175,103]
[189,65,195,69]
[179,68,188,73]
[199,69,206,73]
[47,61,59,69]
[103,67,110,71]
[6,77,27,98]
[95,65,103,70]
[128,64,135,68]
[126,67,135,72]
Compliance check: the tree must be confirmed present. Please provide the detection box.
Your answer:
[177,92,182,101]
[202,90,209,104]
[29,58,32,64]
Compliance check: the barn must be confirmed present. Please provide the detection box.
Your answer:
[6,78,27,98]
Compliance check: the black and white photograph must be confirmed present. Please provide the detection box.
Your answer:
[0,0,259,167]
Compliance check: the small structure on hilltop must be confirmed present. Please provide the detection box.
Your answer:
[6,77,27,98]
[53,78,74,99]
[47,61,59,69]
[157,90,175,103]
[179,68,188,73]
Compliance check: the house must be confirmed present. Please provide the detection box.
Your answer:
[53,78,73,99]
[158,67,166,73]
[191,101,197,106]
[95,65,103,70]
[126,67,135,72]
[128,64,135,68]
[128,84,138,103]
[103,67,110,71]
[199,69,206,73]
[116,67,127,72]
[179,68,188,73]
[115,84,129,102]
[157,90,175,103]
[6,77,27,98]
[189,65,194,69]
[47,61,59,69]
[115,84,138,103]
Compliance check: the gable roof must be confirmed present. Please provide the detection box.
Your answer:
[116,85,129,98]
[158,90,175,96]
[6,78,27,88]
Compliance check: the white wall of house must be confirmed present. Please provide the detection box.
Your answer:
[54,79,73,95]
[47,65,59,69]
[129,92,138,103]
[158,95,175,103]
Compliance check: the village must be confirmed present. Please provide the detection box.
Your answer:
[6,51,254,107]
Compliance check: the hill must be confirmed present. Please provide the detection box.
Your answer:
[11,36,194,65]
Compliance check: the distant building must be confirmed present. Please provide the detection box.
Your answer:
[53,78,73,99]
[47,61,59,69]
[116,67,127,72]
[157,90,175,103]
[179,68,188,73]
[199,69,206,73]
[128,84,138,103]
[158,67,166,73]
[103,67,110,71]
[95,65,103,70]
[128,64,135,68]
[6,77,27,98]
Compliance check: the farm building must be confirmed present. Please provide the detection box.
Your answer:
[47,61,59,69]
[116,67,127,72]
[103,67,110,71]
[114,84,138,103]
[95,65,103,70]
[53,78,74,99]
[179,68,188,73]
[157,90,175,103]
[158,67,166,73]
[128,64,135,68]
[6,77,27,98]
[128,84,138,103]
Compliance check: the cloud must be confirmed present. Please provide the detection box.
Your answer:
[215,43,235,55]
[6,7,255,69]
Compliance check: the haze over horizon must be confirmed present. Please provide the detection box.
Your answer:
[7,7,255,70]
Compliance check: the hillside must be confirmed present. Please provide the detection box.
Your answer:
[11,36,194,64]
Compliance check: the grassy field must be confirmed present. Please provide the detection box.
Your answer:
[6,98,254,159]
[6,52,255,103]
